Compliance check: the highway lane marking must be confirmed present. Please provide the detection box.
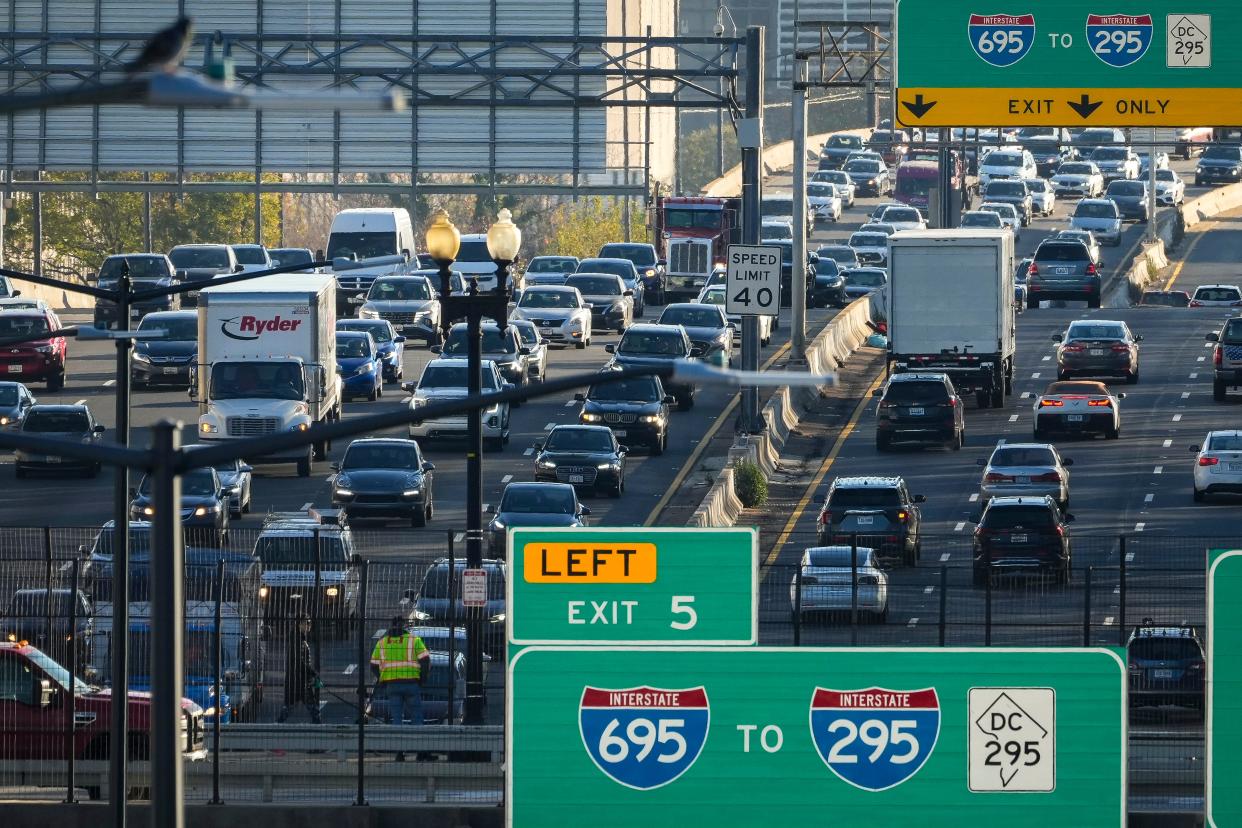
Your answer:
[1162,439,1173,448]
[1041,355,1050,361]
[647,339,794,528]
[759,368,884,570]
[969,493,979,502]
[1198,356,1206,362]
[1172,414,1183,422]
[1204,341,1214,348]
[1133,523,1145,533]
[1031,372,1041,379]
[907,617,919,628]
[1154,466,1163,474]
[483,503,489,512]
[543,421,557,430]
[1126,551,1136,561]
[343,663,356,675]
[953,521,965,531]
[1144,493,1154,503]
[1190,372,1198,379]
[564,399,577,407]
[1008,414,1019,422]
[299,501,313,511]
[1162,225,1207,291]
[74,399,86,406]
[501,474,512,483]
[939,552,951,562]
[104,379,116,387]
[454,532,465,543]
[523,447,534,456]
[1181,392,1191,399]
[923,585,935,594]
[1020,392,1031,399]
[1104,616,1115,626]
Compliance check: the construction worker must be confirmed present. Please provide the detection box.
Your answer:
[370,615,430,725]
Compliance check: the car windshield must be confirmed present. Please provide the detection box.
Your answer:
[337,337,372,358]
[1025,180,1049,193]
[514,325,539,346]
[1203,145,1242,161]
[1035,242,1089,262]
[341,444,420,470]
[619,330,686,356]
[527,257,577,273]
[819,248,856,264]
[500,487,576,514]
[0,316,50,337]
[567,276,621,296]
[587,377,660,402]
[545,428,613,452]
[762,198,795,216]
[520,289,578,309]
[1196,287,1241,301]
[23,411,88,432]
[828,488,900,509]
[807,183,837,198]
[139,470,215,497]
[982,204,1014,217]
[660,307,723,328]
[254,535,347,566]
[1156,169,1178,182]
[212,459,242,475]
[1220,319,1242,344]
[985,153,1022,168]
[882,207,920,222]
[847,271,885,288]
[664,209,722,230]
[1130,637,1200,661]
[884,381,945,404]
[169,247,230,268]
[986,182,1026,197]
[1209,434,1242,451]
[368,279,431,301]
[981,505,1056,530]
[827,134,862,149]
[0,386,17,406]
[806,547,875,568]
[6,591,83,618]
[454,240,494,263]
[1058,163,1095,175]
[599,245,657,266]
[1108,181,1144,196]
[98,257,169,279]
[579,261,631,280]
[232,247,268,265]
[961,213,1001,227]
[443,327,515,355]
[844,160,881,174]
[138,315,196,340]
[419,364,500,390]
[816,259,841,277]
[338,321,393,343]
[762,224,792,240]
[421,565,505,600]
[895,174,933,197]
[1075,202,1117,218]
[270,249,313,267]
[210,362,304,401]
[327,231,397,261]
[23,647,82,691]
[849,233,886,247]
[1067,324,1125,340]
[818,172,850,184]
[700,290,725,306]
[990,447,1056,467]
[1092,148,1127,161]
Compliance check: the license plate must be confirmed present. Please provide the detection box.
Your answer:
[1152,669,1174,680]
[47,456,60,464]
[1089,349,1105,356]
[569,474,585,484]
[130,309,141,318]
[613,430,627,437]
[1016,476,1030,484]
[6,365,21,374]
[1067,414,1084,422]
[692,279,705,287]
[1010,534,1028,543]
[908,407,924,416]
[1230,463,1242,471]
[163,367,178,374]
[540,327,553,335]
[855,516,874,525]
[1055,267,1069,275]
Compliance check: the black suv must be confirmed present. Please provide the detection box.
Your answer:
[981,180,1033,225]
[1195,143,1242,186]
[972,495,1073,585]
[605,324,700,410]
[577,373,673,454]
[1027,239,1100,309]
[1126,619,1205,717]
[816,476,925,566]
[874,373,965,451]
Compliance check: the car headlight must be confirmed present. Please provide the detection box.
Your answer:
[359,309,379,319]
[193,505,219,517]
[640,414,662,424]
[644,268,656,277]
[597,461,618,470]
[325,587,340,597]
[0,416,8,426]
[581,412,603,423]
[132,352,151,363]
[142,506,155,516]
[413,310,432,322]
[402,488,422,497]
[490,519,506,531]
[489,613,506,624]
[355,364,371,376]
[35,345,53,354]
[334,488,354,497]
[411,609,431,621]
[290,422,309,432]
[567,318,582,328]
[537,459,557,469]
[259,586,269,599]
[411,397,427,409]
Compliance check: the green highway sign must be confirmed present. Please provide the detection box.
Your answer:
[895,0,1242,126]
[507,646,1127,827]
[1208,549,1242,827]
[507,527,756,646]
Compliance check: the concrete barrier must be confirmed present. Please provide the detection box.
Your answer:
[9,276,95,311]
[1179,180,1242,229]
[687,465,745,528]
[700,127,872,197]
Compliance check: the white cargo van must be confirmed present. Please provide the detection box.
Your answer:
[326,208,418,314]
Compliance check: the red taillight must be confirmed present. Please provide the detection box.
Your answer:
[1062,344,1085,353]
[1215,346,1224,368]
[984,472,1013,483]
[1033,472,1062,483]
[1086,263,1097,276]
[1054,524,1066,537]
[1088,399,1112,407]
[1111,344,1130,352]
[1199,455,1220,466]
[1190,300,1202,307]
[1028,263,1038,275]
[818,510,831,526]
[1039,399,1064,407]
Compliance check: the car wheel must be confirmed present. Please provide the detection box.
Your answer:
[677,395,694,412]
[652,432,666,456]
[972,566,988,588]
[576,340,586,350]
[296,451,312,478]
[47,372,65,392]
[242,486,252,514]
[1214,379,1227,401]
[876,434,892,452]
[1033,427,1044,441]
[1026,297,1038,310]
[14,465,25,479]
[1105,423,1120,440]
[976,389,990,409]
[1126,369,1139,385]
[610,476,624,499]
[410,504,427,528]
[486,437,505,452]
[1056,562,1071,585]
[1088,295,1101,308]
[1193,487,1205,503]
[367,384,378,402]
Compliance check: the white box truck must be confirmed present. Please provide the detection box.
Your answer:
[886,229,1016,408]
[193,274,342,476]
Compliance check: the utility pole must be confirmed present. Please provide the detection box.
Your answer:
[110,263,132,828]
[1147,127,1158,244]
[791,56,809,359]
[739,25,764,432]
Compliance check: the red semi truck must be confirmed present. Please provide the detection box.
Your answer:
[651,196,742,302]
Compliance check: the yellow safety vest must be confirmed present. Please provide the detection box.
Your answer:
[370,633,428,682]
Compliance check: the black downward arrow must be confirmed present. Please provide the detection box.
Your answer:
[901,94,937,119]
[1067,94,1103,120]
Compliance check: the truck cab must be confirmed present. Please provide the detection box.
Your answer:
[652,196,741,303]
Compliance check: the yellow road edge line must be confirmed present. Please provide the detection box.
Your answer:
[1162,224,1208,292]
[760,371,887,578]
[643,340,791,526]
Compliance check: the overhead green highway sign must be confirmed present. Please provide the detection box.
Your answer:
[1209,549,1242,827]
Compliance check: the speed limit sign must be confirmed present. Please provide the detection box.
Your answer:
[726,244,781,316]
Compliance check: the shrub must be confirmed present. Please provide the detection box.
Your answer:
[733,460,768,508]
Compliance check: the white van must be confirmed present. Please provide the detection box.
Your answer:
[326,208,418,314]
[453,233,503,290]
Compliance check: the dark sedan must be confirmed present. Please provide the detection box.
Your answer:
[1105,179,1150,223]
[810,258,848,308]
[534,425,628,497]
[15,404,105,477]
[131,310,198,388]
[330,437,435,526]
[409,559,507,656]
[0,381,35,428]
[487,482,590,557]
[90,254,180,328]
[1054,320,1141,383]
[577,374,672,454]
[656,303,732,367]
[129,467,229,546]
[605,323,700,410]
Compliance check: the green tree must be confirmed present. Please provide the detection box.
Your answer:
[546,197,649,259]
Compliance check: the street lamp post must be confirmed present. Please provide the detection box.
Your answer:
[424,207,519,725]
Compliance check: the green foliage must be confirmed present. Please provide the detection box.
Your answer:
[733,459,768,508]
[677,126,739,196]
[546,197,649,259]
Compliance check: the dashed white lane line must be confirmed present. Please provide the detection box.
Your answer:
[1104,616,1115,626]
[939,552,951,562]
[953,521,966,531]
[1205,341,1215,347]
[543,421,557,430]
[1172,414,1183,422]
[1020,392,1031,399]
[907,617,920,628]
[343,663,356,675]
[969,493,979,502]
[523,447,534,456]
[454,532,465,543]
[1190,372,1198,379]
[1198,356,1207,362]
[501,474,513,483]
[1162,439,1173,448]
[74,399,87,406]
[564,399,577,407]
[1154,466,1163,474]
[1008,414,1019,422]
[103,379,116,387]
[1144,493,1154,503]
[1126,551,1136,561]
[1133,523,1145,533]
[923,585,935,594]
[1181,392,1191,399]
[1031,372,1041,379]
[1041,355,1051,361]
[482,503,489,512]
[299,501,313,511]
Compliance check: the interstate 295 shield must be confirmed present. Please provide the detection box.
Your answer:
[1086,14,1153,67]
[579,686,710,791]
[809,687,940,792]
[967,13,1036,67]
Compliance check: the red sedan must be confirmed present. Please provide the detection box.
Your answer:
[0,310,68,390]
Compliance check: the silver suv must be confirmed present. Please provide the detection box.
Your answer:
[1069,199,1122,247]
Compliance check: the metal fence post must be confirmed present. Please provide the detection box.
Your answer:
[312,526,322,674]
[63,557,79,804]
[1118,535,1128,647]
[793,563,803,646]
[938,566,947,647]
[447,531,457,721]
[850,534,859,646]
[1083,565,1094,647]
[210,560,223,805]
[984,546,993,646]
[354,560,369,807]
[43,526,53,645]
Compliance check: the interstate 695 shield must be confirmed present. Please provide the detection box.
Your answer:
[967,13,1036,67]
[579,686,710,790]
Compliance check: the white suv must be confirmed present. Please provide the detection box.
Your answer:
[403,358,511,450]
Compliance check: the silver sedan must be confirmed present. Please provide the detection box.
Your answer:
[789,546,888,623]
[978,442,1072,510]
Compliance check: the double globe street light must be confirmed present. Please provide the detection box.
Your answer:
[422,206,521,725]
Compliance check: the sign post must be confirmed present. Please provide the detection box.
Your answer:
[895,0,1242,126]
[1208,549,1242,827]
[508,646,1127,827]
